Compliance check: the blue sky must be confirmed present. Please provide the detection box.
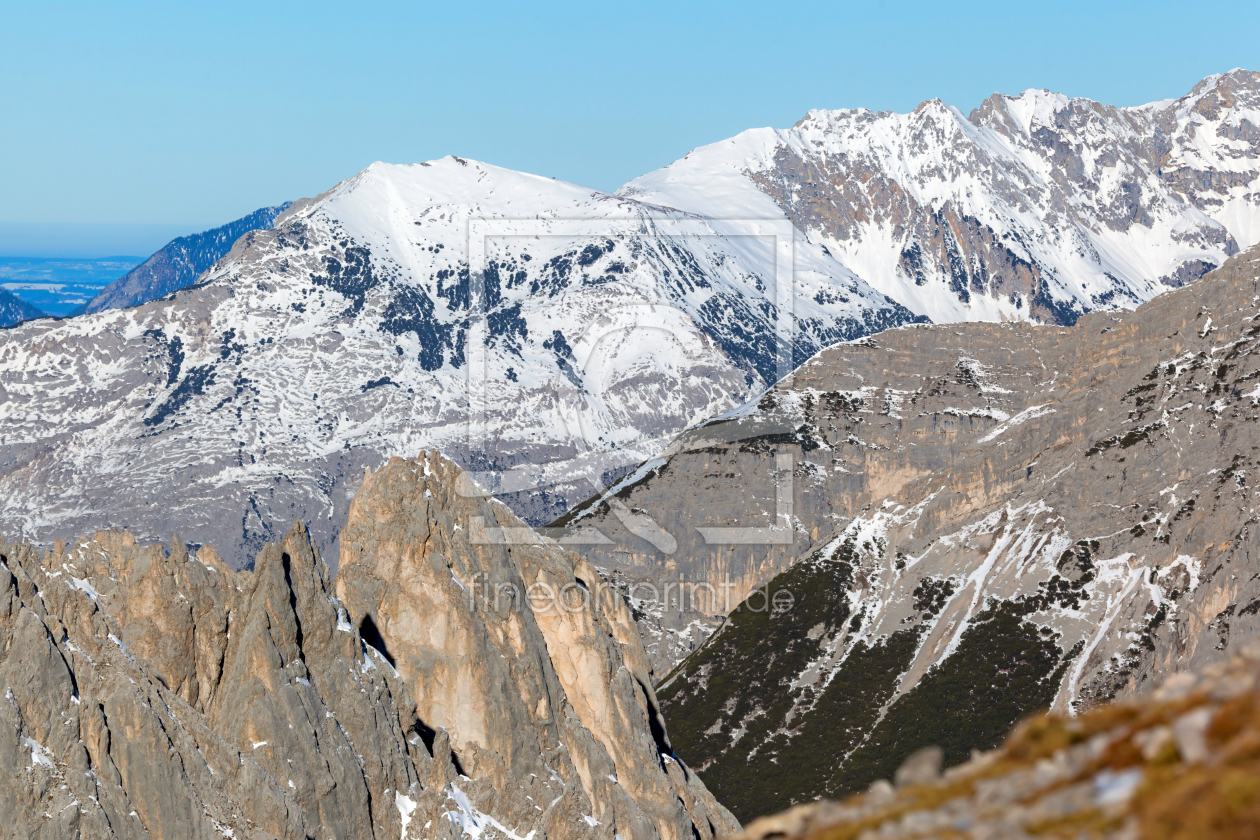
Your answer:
[2,0,1258,254]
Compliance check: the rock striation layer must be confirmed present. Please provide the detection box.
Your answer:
[0,450,736,840]
[564,242,1260,819]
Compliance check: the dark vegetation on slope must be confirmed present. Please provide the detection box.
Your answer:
[659,542,1081,822]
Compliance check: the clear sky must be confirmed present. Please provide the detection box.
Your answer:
[2,0,1258,253]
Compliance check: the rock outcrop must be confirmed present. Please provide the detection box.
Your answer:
[0,451,736,840]
[563,243,1260,819]
[730,644,1260,840]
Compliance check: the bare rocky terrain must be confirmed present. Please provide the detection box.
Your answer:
[0,451,736,840]
[564,242,1260,819]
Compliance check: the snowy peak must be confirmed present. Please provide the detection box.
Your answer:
[968,87,1082,141]
[624,71,1260,325]
[0,154,916,564]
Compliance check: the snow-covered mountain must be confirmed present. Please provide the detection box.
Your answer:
[0,287,45,328]
[80,203,292,314]
[4,71,1258,569]
[0,158,915,565]
[622,69,1260,324]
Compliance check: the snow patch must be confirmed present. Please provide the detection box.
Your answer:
[443,783,536,840]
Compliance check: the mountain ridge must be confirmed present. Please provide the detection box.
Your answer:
[562,241,1260,818]
[0,287,46,328]
[0,156,913,566]
[0,450,737,839]
[79,202,293,314]
[621,69,1260,325]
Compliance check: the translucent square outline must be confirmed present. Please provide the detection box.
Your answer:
[463,217,797,548]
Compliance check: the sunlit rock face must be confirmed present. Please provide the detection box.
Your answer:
[0,451,737,840]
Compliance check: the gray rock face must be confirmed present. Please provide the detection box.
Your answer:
[0,450,737,839]
[80,204,292,315]
[563,243,1260,818]
[622,70,1260,325]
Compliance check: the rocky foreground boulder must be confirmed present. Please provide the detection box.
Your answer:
[729,646,1260,839]
[0,451,736,840]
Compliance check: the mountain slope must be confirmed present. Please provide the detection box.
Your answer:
[0,157,916,566]
[561,243,1260,819]
[0,450,737,839]
[621,70,1260,325]
[730,647,1260,840]
[80,203,292,314]
[0,287,45,327]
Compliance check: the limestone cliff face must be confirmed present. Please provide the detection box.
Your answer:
[335,453,736,840]
[0,452,735,840]
[564,243,1260,819]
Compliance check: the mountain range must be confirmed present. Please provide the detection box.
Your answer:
[624,69,1260,324]
[3,68,1260,838]
[2,73,1258,567]
[0,157,913,566]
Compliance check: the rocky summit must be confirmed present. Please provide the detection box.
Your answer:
[0,450,736,840]
[563,242,1260,819]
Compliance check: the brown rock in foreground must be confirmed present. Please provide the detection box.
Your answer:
[0,451,736,840]
[728,647,1260,840]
